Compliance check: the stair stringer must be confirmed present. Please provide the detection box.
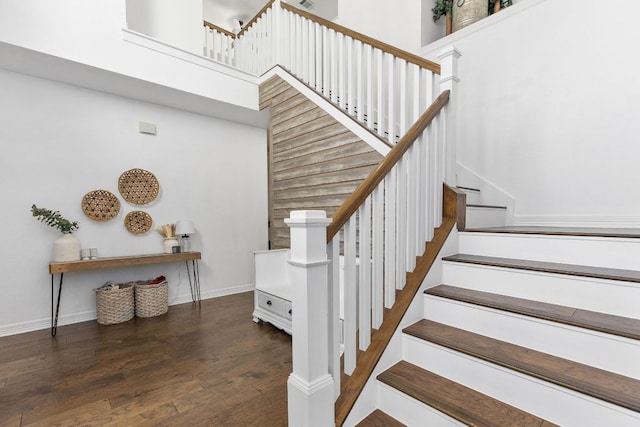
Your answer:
[342,228,459,427]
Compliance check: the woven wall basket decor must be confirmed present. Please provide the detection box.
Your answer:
[81,189,121,221]
[118,168,160,205]
[124,210,153,235]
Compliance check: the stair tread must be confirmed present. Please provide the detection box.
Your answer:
[462,226,640,239]
[443,253,640,283]
[378,361,559,426]
[456,185,480,192]
[355,409,406,427]
[426,284,640,340]
[404,320,640,413]
[467,203,507,209]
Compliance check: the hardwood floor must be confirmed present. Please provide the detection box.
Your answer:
[0,292,292,426]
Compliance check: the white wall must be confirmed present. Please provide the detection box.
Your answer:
[335,0,423,54]
[0,0,259,111]
[0,69,268,335]
[126,0,203,55]
[423,0,640,226]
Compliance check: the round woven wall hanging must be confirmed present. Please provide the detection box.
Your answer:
[118,168,160,206]
[81,190,121,222]
[124,210,153,235]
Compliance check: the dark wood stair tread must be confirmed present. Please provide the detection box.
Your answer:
[426,284,640,340]
[404,320,640,413]
[467,204,507,210]
[355,409,406,427]
[378,361,558,426]
[442,253,640,283]
[462,226,640,239]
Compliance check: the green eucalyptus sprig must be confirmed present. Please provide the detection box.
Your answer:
[31,204,79,234]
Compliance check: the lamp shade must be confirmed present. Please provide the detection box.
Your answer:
[175,220,196,236]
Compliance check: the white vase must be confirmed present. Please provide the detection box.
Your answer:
[53,234,81,262]
[163,237,179,254]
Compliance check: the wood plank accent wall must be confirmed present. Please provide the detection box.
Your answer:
[260,76,383,249]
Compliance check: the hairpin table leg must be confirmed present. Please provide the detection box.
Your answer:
[51,273,63,337]
[185,260,201,306]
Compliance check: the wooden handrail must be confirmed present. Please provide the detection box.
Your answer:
[203,20,236,38]
[326,90,450,242]
[280,2,441,74]
[237,0,277,38]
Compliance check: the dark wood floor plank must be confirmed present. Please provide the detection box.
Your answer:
[426,284,640,340]
[463,226,640,239]
[378,361,555,427]
[0,292,291,426]
[404,320,640,413]
[443,253,640,283]
[355,409,406,426]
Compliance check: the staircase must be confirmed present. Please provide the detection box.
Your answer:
[357,227,640,426]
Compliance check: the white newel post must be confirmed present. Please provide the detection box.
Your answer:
[438,46,462,186]
[285,211,335,427]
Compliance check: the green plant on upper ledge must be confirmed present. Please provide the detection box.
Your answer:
[433,0,513,22]
[432,0,453,22]
[31,204,79,234]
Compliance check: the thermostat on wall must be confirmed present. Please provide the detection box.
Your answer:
[139,122,157,135]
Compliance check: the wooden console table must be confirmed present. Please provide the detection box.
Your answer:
[49,252,201,337]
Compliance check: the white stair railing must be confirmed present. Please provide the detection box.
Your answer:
[202,21,235,65]
[209,0,442,147]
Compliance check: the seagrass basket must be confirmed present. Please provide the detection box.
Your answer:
[134,280,168,318]
[95,282,135,325]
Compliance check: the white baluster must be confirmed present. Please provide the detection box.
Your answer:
[327,238,341,398]
[376,49,384,137]
[424,68,435,242]
[330,30,337,103]
[322,26,330,97]
[395,157,407,289]
[338,33,346,110]
[407,143,417,271]
[366,45,373,131]
[384,171,396,308]
[315,23,322,90]
[301,18,309,83]
[387,53,395,144]
[343,215,357,375]
[346,37,354,115]
[371,184,384,329]
[358,197,372,350]
[356,40,364,122]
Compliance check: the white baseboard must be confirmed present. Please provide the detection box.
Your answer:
[513,215,640,228]
[0,283,255,338]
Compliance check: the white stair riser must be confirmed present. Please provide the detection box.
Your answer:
[423,295,640,379]
[377,382,464,427]
[402,336,640,427]
[465,207,506,228]
[442,262,640,318]
[459,233,640,270]
[458,188,481,205]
